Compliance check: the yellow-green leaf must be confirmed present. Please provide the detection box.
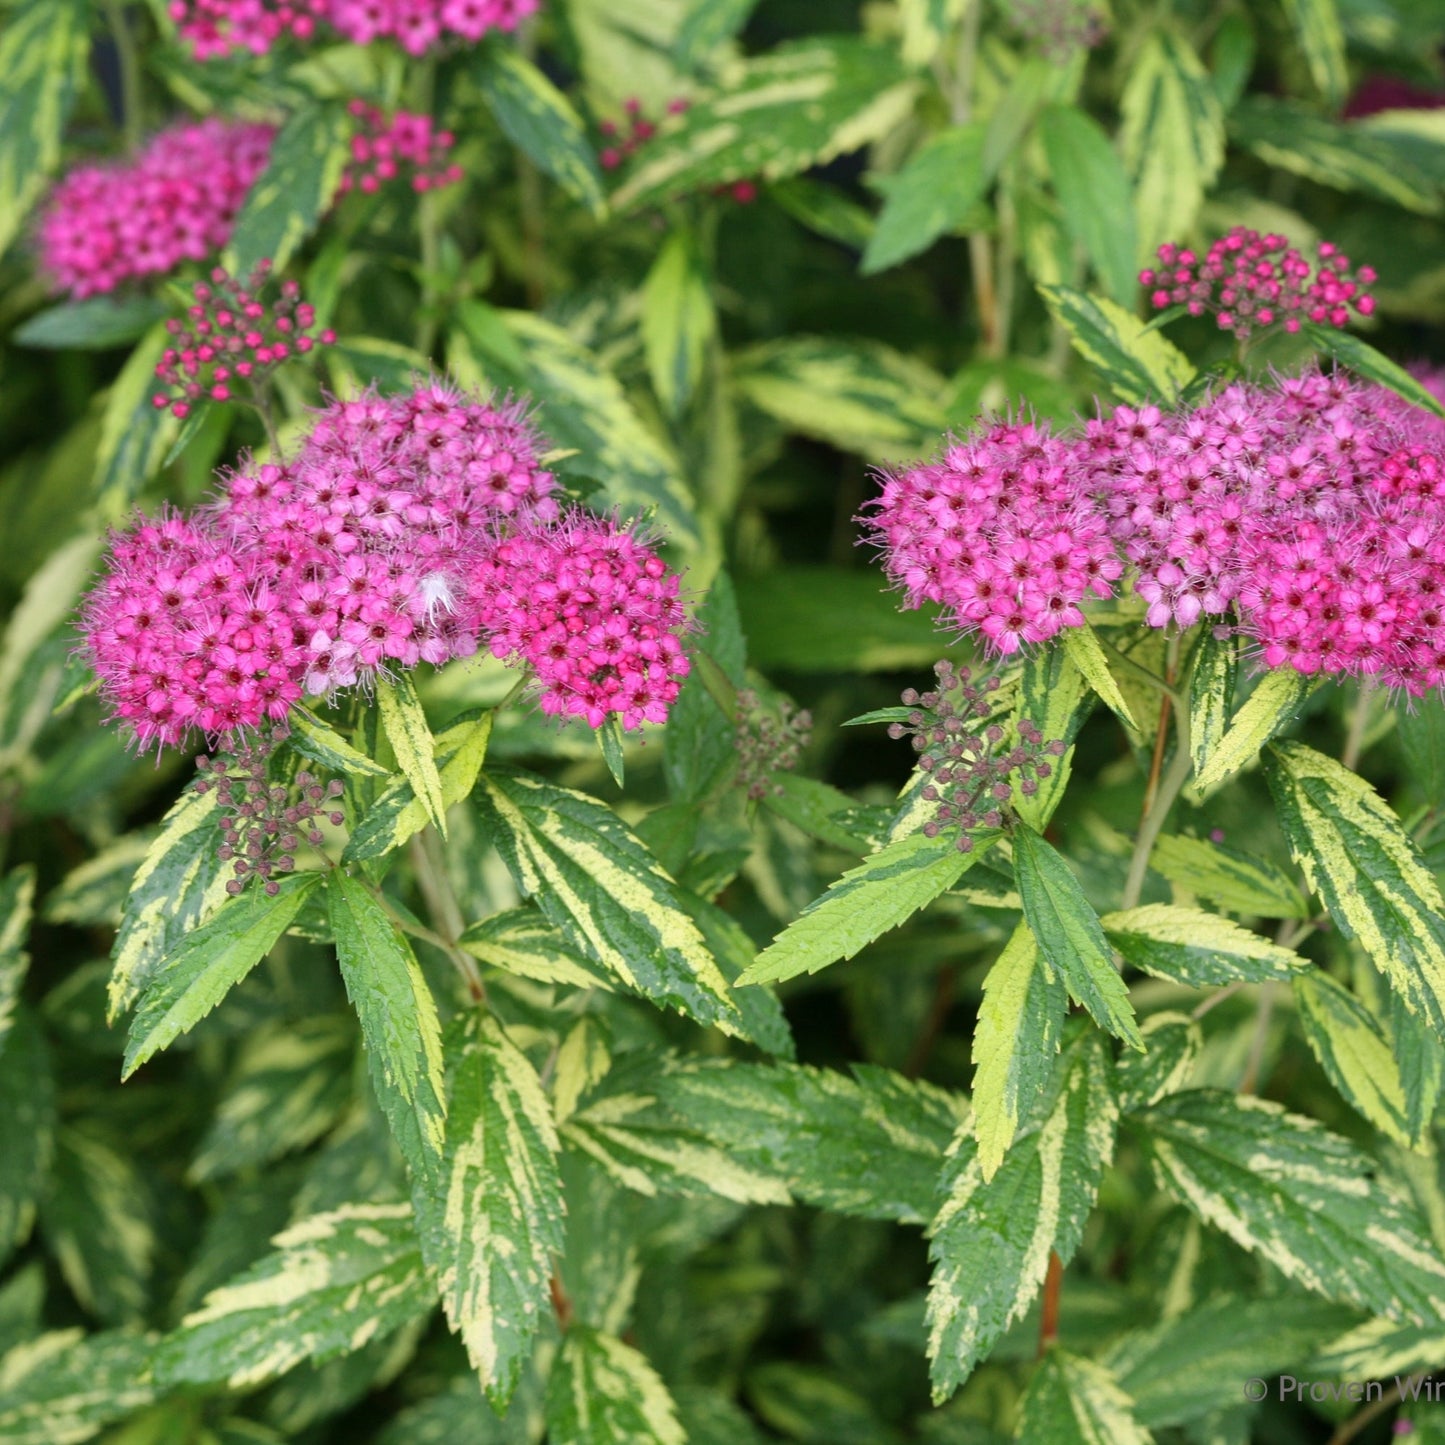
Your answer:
[1100,904,1307,987]
[1062,623,1136,729]
[641,230,716,417]
[1192,668,1314,794]
[376,676,447,837]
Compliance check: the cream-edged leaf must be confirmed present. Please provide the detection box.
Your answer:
[376,676,447,838]
[545,1327,685,1445]
[1014,1350,1154,1444]
[1100,904,1308,987]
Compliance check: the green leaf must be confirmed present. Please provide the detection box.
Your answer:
[0,1011,54,1268]
[861,121,989,276]
[40,1128,155,1325]
[1120,30,1226,263]
[1188,629,1237,781]
[122,875,321,1079]
[1301,325,1445,418]
[733,336,950,462]
[1149,833,1308,919]
[767,177,875,248]
[1134,1089,1445,1321]
[642,229,716,418]
[1039,107,1138,303]
[1281,0,1347,105]
[190,1017,355,1182]
[1114,1011,1201,1112]
[459,907,616,992]
[739,829,993,987]
[14,296,170,350]
[0,0,88,260]
[1390,992,1444,1147]
[1099,905,1307,987]
[1399,694,1445,803]
[92,325,182,519]
[155,1203,433,1389]
[1014,826,1142,1050]
[546,1327,685,1445]
[1192,667,1313,794]
[225,102,351,276]
[0,865,36,1055]
[462,309,698,550]
[612,38,916,213]
[663,573,744,804]
[971,922,1067,1180]
[1266,740,1445,1032]
[414,1013,564,1407]
[1062,623,1136,729]
[734,566,954,673]
[475,768,740,1031]
[1013,1351,1153,1445]
[1012,645,1090,832]
[475,44,607,218]
[1036,284,1195,407]
[329,335,430,393]
[1230,98,1442,215]
[328,872,447,1189]
[0,1329,159,1445]
[928,1031,1118,1401]
[655,1060,965,1223]
[342,710,491,862]
[674,0,760,64]
[1294,971,1415,1148]
[289,709,393,778]
[377,676,447,837]
[595,714,626,789]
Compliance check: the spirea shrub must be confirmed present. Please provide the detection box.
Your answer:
[9,2,1445,1443]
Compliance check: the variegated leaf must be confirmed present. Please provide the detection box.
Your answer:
[1193,668,1314,794]
[1294,971,1415,1148]
[654,1059,966,1223]
[1149,833,1308,919]
[1014,1350,1154,1444]
[376,676,447,837]
[612,38,915,213]
[122,874,322,1079]
[740,830,995,987]
[0,865,36,1055]
[1014,826,1142,1049]
[1266,740,1445,1031]
[474,767,741,1033]
[155,1204,433,1389]
[414,1012,563,1406]
[328,873,447,1189]
[642,230,716,418]
[1100,904,1307,987]
[971,922,1067,1180]
[0,1012,53,1269]
[459,907,616,991]
[1115,1012,1201,1113]
[1135,1089,1445,1321]
[92,328,180,517]
[546,1327,685,1445]
[0,1329,158,1445]
[108,784,232,1021]
[928,1031,1119,1401]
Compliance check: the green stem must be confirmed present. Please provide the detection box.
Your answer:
[103,0,144,153]
[1121,643,1192,912]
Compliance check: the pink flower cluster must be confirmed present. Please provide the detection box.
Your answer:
[339,103,464,195]
[1141,229,1376,340]
[37,119,274,299]
[863,420,1123,654]
[82,383,693,748]
[471,514,691,729]
[154,265,335,419]
[865,368,1445,695]
[170,0,537,59]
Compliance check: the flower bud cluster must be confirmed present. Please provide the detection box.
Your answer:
[1141,229,1376,340]
[888,662,1064,852]
[1002,0,1108,57]
[37,119,274,299]
[734,689,813,800]
[170,0,537,58]
[339,103,463,195]
[193,723,345,893]
[153,264,336,419]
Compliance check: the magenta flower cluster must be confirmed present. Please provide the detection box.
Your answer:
[154,264,335,419]
[1141,229,1376,340]
[37,119,274,299]
[82,383,692,748]
[864,368,1445,695]
[170,0,537,59]
[339,103,464,195]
